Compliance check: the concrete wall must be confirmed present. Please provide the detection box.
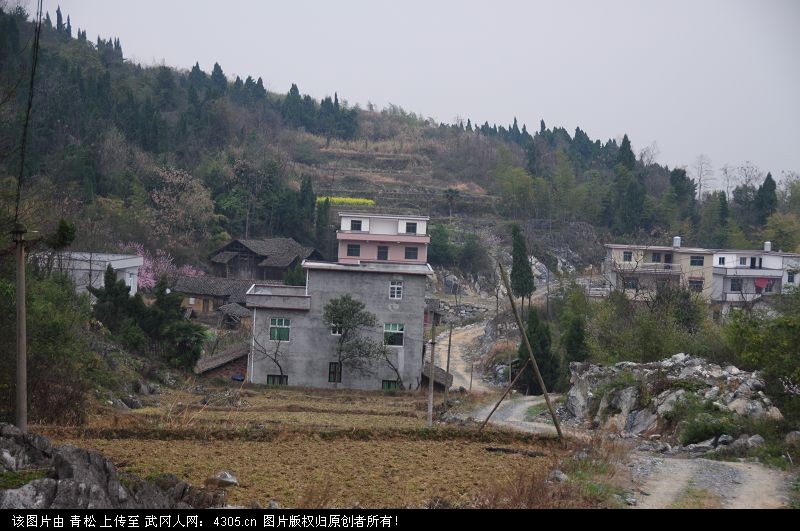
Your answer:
[336,241,428,264]
[249,269,426,390]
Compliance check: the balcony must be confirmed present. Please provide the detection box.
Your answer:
[713,266,784,278]
[718,292,776,303]
[336,231,430,244]
[612,262,682,274]
[246,284,310,311]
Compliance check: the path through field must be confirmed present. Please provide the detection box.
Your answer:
[434,322,494,393]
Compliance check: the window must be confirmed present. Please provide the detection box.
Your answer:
[623,251,632,262]
[384,323,405,346]
[690,256,704,267]
[328,362,341,383]
[766,279,777,293]
[347,244,360,257]
[718,257,725,266]
[652,253,661,263]
[404,247,418,260]
[623,278,638,290]
[789,271,796,284]
[739,257,747,266]
[350,219,362,231]
[377,246,389,261]
[405,222,417,234]
[330,325,343,336]
[269,318,290,341]
[266,374,288,386]
[382,380,400,391]
[730,278,743,292]
[188,297,196,305]
[688,279,704,292]
[390,280,403,300]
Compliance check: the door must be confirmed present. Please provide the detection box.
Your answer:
[664,254,673,270]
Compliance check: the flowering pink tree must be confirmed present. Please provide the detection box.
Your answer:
[118,241,203,292]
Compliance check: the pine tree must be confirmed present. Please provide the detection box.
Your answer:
[65,15,71,38]
[510,224,534,312]
[44,12,52,29]
[562,314,588,363]
[465,119,472,132]
[617,134,636,171]
[189,62,206,88]
[755,172,778,225]
[282,83,303,127]
[210,62,227,96]
[56,6,63,33]
[517,309,558,395]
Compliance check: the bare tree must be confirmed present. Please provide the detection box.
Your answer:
[252,336,287,376]
[638,141,660,167]
[720,164,736,200]
[692,154,714,200]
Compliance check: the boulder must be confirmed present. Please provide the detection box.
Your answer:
[204,471,239,488]
[626,409,658,436]
[785,431,800,447]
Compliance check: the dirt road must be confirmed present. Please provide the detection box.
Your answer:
[434,322,494,393]
[631,454,790,509]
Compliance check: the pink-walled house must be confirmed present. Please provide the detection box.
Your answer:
[336,212,430,265]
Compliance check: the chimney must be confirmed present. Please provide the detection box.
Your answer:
[673,236,682,248]
[764,241,772,252]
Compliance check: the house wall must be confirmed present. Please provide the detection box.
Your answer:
[204,357,248,380]
[604,247,712,300]
[249,269,427,390]
[181,295,226,316]
[336,241,428,265]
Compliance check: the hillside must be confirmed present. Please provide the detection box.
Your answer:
[2,4,799,269]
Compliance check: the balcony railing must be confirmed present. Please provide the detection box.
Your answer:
[613,262,682,274]
[713,266,784,278]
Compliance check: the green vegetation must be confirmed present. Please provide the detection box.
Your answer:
[315,196,375,207]
[0,469,48,489]
[517,309,559,395]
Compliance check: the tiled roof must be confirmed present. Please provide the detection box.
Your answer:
[213,238,319,269]
[216,302,252,319]
[194,344,249,374]
[209,251,238,264]
[174,276,264,304]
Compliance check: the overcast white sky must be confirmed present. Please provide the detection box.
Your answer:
[43,0,800,184]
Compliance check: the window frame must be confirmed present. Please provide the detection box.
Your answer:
[269,317,291,341]
[730,278,743,292]
[405,222,417,234]
[266,374,288,386]
[377,245,389,261]
[688,279,704,293]
[328,362,342,383]
[347,244,361,257]
[623,251,633,262]
[384,323,405,346]
[382,380,400,391]
[390,280,403,300]
[690,255,705,267]
[739,257,747,266]
[651,252,661,263]
[350,219,362,231]
[404,247,418,260]
[718,257,725,266]
[788,271,796,284]
[330,325,343,336]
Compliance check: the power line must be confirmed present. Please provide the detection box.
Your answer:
[13,0,44,226]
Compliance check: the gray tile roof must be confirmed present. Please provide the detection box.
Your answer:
[216,302,252,319]
[194,344,249,374]
[234,238,317,267]
[174,276,270,304]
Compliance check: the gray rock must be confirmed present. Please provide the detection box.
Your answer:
[656,389,685,416]
[121,396,143,409]
[704,387,720,400]
[747,434,765,448]
[548,469,568,483]
[0,479,58,509]
[268,500,282,509]
[626,409,658,435]
[785,431,800,447]
[1,449,16,471]
[717,434,734,446]
[205,471,239,488]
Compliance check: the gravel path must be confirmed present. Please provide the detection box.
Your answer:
[434,322,494,394]
[468,395,561,435]
[631,455,790,509]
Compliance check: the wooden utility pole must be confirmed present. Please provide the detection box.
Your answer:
[479,359,530,433]
[443,322,453,407]
[12,224,27,432]
[427,311,436,426]
[498,263,563,439]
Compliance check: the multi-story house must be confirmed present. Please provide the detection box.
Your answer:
[604,237,714,300]
[336,212,430,265]
[604,237,800,317]
[711,242,800,316]
[245,212,434,391]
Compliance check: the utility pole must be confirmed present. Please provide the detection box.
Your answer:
[13,224,27,433]
[427,311,436,427]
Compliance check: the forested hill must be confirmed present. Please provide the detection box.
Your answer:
[1,5,797,268]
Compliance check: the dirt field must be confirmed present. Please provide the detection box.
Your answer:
[38,385,563,508]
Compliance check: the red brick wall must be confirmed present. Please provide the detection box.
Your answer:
[204,356,248,380]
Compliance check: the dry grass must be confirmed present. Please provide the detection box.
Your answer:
[38,383,572,508]
[669,486,723,509]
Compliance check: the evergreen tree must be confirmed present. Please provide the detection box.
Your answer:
[755,172,778,225]
[562,314,588,363]
[210,62,227,96]
[188,61,206,88]
[465,119,472,132]
[283,263,306,286]
[44,12,52,29]
[510,224,534,311]
[282,83,303,127]
[315,197,331,258]
[617,134,636,171]
[56,6,63,33]
[517,309,557,395]
[65,15,71,38]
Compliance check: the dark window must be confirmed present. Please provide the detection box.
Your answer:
[688,279,704,292]
[350,219,362,231]
[328,362,341,383]
[766,279,777,293]
[623,278,638,290]
[269,318,290,341]
[404,247,418,260]
[347,244,360,257]
[652,253,661,263]
[789,271,796,284]
[730,278,743,292]
[623,251,632,262]
[382,380,400,391]
[331,325,343,336]
[405,222,417,234]
[690,256,704,267]
[377,246,389,260]
[384,323,405,346]
[266,374,288,386]
[718,257,725,266]
[739,257,747,266]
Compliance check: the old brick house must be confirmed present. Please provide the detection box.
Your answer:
[209,238,322,281]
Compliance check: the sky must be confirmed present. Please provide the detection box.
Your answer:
[37,0,800,185]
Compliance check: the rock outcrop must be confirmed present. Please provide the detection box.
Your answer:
[0,424,224,509]
[566,354,782,437]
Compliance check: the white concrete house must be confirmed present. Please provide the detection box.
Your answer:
[51,252,144,297]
